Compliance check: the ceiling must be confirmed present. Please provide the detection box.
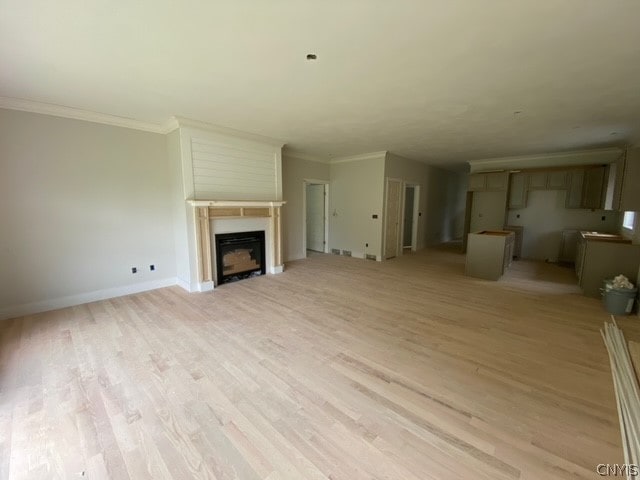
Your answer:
[1,1,640,167]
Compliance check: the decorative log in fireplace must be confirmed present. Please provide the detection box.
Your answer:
[215,231,266,285]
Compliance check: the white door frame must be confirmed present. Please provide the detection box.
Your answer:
[400,183,420,253]
[302,179,329,256]
[383,177,403,260]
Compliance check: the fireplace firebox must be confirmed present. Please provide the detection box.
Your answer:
[215,231,266,285]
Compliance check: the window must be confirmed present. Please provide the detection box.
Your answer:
[623,211,636,230]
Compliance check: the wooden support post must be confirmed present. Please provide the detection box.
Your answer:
[197,207,212,284]
[272,206,282,268]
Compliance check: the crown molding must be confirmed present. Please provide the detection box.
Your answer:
[0,96,168,134]
[329,151,388,164]
[467,147,623,168]
[281,150,330,164]
[171,116,285,148]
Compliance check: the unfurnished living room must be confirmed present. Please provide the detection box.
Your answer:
[2,2,640,479]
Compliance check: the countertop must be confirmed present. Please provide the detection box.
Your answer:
[473,230,514,236]
[580,231,631,243]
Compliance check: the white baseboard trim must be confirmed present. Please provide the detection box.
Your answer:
[176,277,192,292]
[0,277,178,321]
[269,265,285,274]
[197,281,214,292]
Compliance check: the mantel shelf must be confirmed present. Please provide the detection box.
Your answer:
[188,200,286,208]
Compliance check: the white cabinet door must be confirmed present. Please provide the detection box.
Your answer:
[508,173,527,209]
[468,174,486,191]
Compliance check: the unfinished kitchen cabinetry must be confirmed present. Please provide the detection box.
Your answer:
[465,230,515,280]
[468,172,509,192]
[618,148,640,211]
[582,166,606,209]
[547,171,569,189]
[508,172,527,209]
[565,170,585,209]
[527,170,569,191]
[575,232,640,297]
[503,225,523,259]
[527,172,548,190]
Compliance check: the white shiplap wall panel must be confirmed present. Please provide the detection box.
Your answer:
[191,137,277,200]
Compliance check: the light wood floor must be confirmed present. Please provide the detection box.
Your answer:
[1,247,636,479]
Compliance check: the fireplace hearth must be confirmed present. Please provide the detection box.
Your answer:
[215,231,266,285]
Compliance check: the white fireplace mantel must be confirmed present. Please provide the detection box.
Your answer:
[188,200,286,208]
[189,200,286,292]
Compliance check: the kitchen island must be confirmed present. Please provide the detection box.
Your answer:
[465,230,515,280]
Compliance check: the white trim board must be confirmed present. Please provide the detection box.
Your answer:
[0,277,179,321]
[468,147,623,172]
[0,96,170,133]
[172,117,285,148]
[329,151,388,164]
[0,98,287,145]
[282,152,331,164]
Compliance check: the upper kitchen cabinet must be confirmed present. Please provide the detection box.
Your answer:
[618,148,640,211]
[527,172,548,190]
[547,171,569,189]
[508,172,527,209]
[469,172,509,192]
[527,170,569,190]
[565,170,585,209]
[581,166,606,209]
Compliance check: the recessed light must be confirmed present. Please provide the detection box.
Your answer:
[306,53,317,60]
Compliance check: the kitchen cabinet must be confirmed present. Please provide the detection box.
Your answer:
[548,171,569,189]
[582,166,606,209]
[565,166,610,210]
[468,172,509,192]
[465,230,515,280]
[575,232,640,297]
[503,225,523,259]
[528,172,548,190]
[486,172,509,190]
[527,170,569,190]
[618,148,640,211]
[508,173,527,209]
[559,229,579,263]
[468,174,486,191]
[566,170,585,209]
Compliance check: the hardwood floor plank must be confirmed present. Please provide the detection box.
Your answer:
[1,246,633,479]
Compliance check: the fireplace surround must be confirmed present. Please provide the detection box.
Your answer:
[188,200,286,290]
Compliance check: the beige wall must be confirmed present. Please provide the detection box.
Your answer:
[282,152,467,262]
[506,190,621,261]
[0,109,176,318]
[329,157,386,259]
[385,153,467,246]
[281,155,330,261]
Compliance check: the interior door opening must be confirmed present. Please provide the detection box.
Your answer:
[402,184,419,252]
[305,182,328,257]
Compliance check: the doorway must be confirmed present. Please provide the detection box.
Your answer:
[402,184,419,252]
[304,181,328,256]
